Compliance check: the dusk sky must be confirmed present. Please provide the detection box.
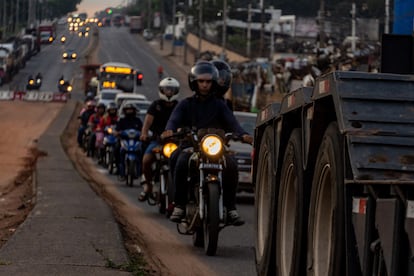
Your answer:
[76,0,126,17]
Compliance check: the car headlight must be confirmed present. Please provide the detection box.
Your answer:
[63,53,68,58]
[162,142,178,158]
[201,135,223,157]
[71,53,77,58]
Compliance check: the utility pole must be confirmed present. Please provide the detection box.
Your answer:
[197,0,203,59]
[221,0,227,60]
[384,0,390,34]
[318,0,326,48]
[246,3,252,58]
[259,0,265,57]
[15,0,20,34]
[28,0,36,28]
[351,2,356,52]
[147,0,151,29]
[171,0,176,56]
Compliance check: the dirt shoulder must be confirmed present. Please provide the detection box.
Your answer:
[0,101,64,247]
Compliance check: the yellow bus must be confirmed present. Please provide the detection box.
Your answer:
[98,62,142,93]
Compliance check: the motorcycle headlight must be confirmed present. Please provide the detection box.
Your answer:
[72,53,77,59]
[67,85,73,92]
[201,135,223,157]
[107,127,113,134]
[62,53,68,58]
[29,80,34,85]
[162,142,178,158]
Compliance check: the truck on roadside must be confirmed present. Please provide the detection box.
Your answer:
[253,35,414,276]
[0,46,13,85]
[38,22,56,44]
[129,16,142,34]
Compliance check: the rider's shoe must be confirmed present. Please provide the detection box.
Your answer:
[170,206,185,223]
[227,209,245,226]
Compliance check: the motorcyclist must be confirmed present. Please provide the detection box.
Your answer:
[88,102,106,157]
[162,61,253,226]
[99,102,119,129]
[77,100,96,147]
[138,77,180,202]
[115,103,143,180]
[211,59,233,110]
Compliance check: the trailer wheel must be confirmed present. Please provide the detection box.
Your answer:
[255,126,277,276]
[276,128,306,276]
[307,122,344,276]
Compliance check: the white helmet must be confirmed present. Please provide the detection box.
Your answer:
[158,77,180,102]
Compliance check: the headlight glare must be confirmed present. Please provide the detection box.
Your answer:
[163,142,178,158]
[201,135,223,157]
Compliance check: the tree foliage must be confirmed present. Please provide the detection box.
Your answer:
[47,0,82,18]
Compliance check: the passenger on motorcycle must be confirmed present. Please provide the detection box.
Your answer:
[115,103,143,180]
[211,59,233,111]
[162,61,253,226]
[100,102,119,128]
[138,77,180,202]
[88,102,106,157]
[77,100,96,147]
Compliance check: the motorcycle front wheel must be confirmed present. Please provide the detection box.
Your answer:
[203,182,220,256]
[126,160,135,187]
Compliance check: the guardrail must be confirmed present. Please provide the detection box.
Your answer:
[0,90,68,102]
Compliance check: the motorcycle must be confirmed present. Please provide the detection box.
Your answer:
[26,75,42,90]
[146,139,178,216]
[171,128,241,256]
[119,129,142,187]
[103,125,118,174]
[58,78,73,93]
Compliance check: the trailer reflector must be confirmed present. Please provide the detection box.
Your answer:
[318,79,330,94]
[407,200,414,219]
[352,197,367,214]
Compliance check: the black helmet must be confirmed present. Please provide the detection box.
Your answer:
[97,102,106,111]
[107,102,117,115]
[122,103,137,116]
[211,60,232,96]
[188,61,219,94]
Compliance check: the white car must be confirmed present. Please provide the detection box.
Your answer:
[115,93,148,108]
[95,89,123,107]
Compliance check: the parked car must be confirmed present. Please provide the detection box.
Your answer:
[228,111,257,193]
[143,29,154,41]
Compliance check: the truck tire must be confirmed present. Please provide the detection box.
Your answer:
[255,126,277,276]
[276,128,306,276]
[307,122,345,276]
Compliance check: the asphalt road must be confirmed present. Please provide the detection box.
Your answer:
[94,26,257,276]
[6,23,257,276]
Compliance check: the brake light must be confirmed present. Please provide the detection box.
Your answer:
[137,73,143,80]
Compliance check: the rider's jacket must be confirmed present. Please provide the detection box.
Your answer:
[165,94,247,135]
[116,115,143,132]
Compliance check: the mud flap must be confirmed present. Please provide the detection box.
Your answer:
[375,198,403,275]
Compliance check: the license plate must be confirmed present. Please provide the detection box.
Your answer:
[199,163,222,170]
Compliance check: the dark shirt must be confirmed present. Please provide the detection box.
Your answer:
[80,109,95,126]
[165,95,247,135]
[116,116,143,132]
[147,99,178,137]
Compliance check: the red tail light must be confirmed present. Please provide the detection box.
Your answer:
[137,73,143,80]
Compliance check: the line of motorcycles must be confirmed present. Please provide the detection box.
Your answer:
[26,74,72,93]
[82,124,245,256]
